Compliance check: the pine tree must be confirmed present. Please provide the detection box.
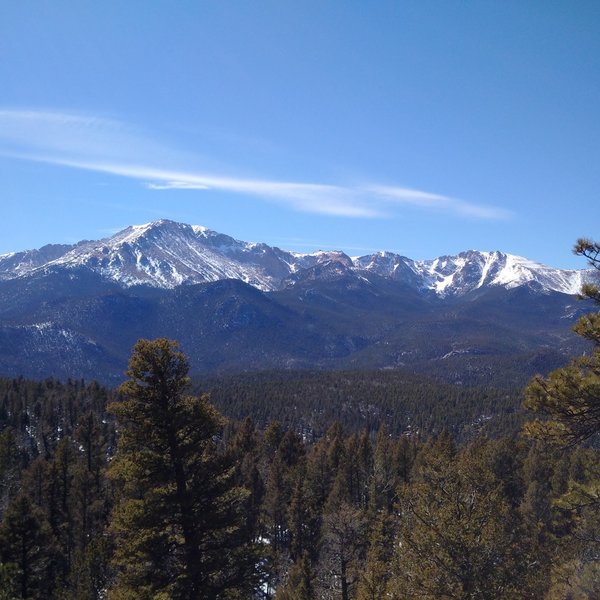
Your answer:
[368,425,399,513]
[356,513,394,600]
[542,448,600,599]
[524,237,600,445]
[275,553,314,600]
[392,437,534,599]
[523,239,600,597]
[318,483,366,600]
[0,428,22,517]
[51,437,76,583]
[0,495,55,600]
[263,455,291,553]
[288,477,309,562]
[63,537,112,600]
[227,417,264,544]
[107,338,258,599]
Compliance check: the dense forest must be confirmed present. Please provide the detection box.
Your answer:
[199,370,524,442]
[0,351,597,598]
[0,239,598,599]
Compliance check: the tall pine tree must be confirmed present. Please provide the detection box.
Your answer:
[108,338,258,599]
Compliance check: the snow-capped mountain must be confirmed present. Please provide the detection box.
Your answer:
[357,250,588,296]
[0,221,290,290]
[0,219,596,385]
[0,219,592,296]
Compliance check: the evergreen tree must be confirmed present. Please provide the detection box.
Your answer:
[63,537,112,600]
[392,437,534,599]
[275,553,314,600]
[524,237,600,445]
[543,450,600,599]
[288,477,310,562]
[0,495,55,600]
[523,239,600,597]
[352,430,373,509]
[0,428,22,517]
[368,425,399,513]
[51,437,76,583]
[317,502,366,600]
[356,513,394,600]
[227,417,264,544]
[107,338,258,599]
[262,453,292,576]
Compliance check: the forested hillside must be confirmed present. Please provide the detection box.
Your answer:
[199,370,523,442]
[0,337,598,598]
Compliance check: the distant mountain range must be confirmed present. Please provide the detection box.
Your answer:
[0,219,596,386]
[1,219,590,295]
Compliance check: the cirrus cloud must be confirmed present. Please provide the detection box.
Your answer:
[0,108,511,221]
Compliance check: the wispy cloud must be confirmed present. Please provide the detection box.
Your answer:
[369,185,512,220]
[0,108,511,220]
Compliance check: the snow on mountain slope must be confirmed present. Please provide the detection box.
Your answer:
[355,249,589,296]
[353,252,423,287]
[0,243,75,280]
[414,251,587,295]
[1,219,593,296]
[37,220,297,291]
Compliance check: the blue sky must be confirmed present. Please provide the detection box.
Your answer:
[1,1,599,268]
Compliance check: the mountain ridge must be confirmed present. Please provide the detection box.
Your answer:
[0,236,595,384]
[0,218,595,385]
[0,219,592,296]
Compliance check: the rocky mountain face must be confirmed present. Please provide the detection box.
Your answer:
[0,219,596,385]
